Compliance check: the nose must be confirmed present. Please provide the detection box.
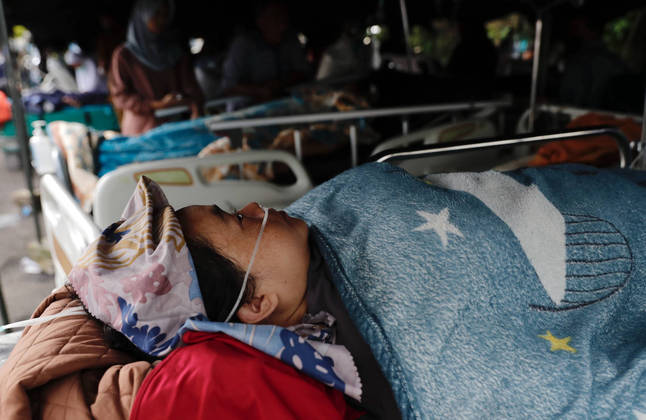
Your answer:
[240,202,266,219]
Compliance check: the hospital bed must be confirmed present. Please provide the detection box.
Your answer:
[371,125,636,168]
[0,148,315,362]
[516,103,643,134]
[40,149,313,289]
[38,99,509,289]
[0,126,641,381]
[370,107,499,175]
[27,101,506,300]
[100,98,511,175]
[510,104,645,169]
[370,103,645,177]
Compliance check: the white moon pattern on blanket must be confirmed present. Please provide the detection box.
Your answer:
[425,171,567,305]
[633,409,646,420]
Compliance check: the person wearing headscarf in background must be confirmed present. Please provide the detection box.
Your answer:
[218,0,311,103]
[109,0,204,136]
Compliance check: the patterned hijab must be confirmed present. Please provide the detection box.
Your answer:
[68,176,207,356]
[124,0,185,71]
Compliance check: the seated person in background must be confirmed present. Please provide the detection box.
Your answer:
[2,162,646,419]
[41,51,79,93]
[218,0,311,102]
[109,0,204,136]
[62,42,109,108]
[316,23,370,81]
[446,13,498,98]
[64,43,108,95]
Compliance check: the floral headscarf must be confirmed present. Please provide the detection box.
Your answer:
[68,176,207,356]
[66,176,362,400]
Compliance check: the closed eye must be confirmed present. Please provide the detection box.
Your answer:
[211,204,225,221]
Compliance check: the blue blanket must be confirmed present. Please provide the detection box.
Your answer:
[97,98,304,175]
[286,163,646,419]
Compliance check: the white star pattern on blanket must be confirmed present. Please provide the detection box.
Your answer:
[413,208,463,248]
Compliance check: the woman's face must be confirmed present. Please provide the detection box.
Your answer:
[176,203,310,324]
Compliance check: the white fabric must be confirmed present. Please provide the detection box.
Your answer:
[0,306,86,332]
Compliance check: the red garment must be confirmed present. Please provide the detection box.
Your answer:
[529,113,642,167]
[0,90,11,124]
[109,45,204,136]
[130,332,363,420]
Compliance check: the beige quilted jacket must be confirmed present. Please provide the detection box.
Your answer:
[0,287,153,419]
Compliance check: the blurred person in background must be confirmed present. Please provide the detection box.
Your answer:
[64,43,108,94]
[446,14,498,84]
[441,11,498,100]
[558,11,628,109]
[218,0,311,103]
[109,0,204,136]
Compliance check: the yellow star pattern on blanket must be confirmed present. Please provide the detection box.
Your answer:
[539,331,577,353]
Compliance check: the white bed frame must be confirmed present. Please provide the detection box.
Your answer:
[42,150,313,288]
[93,150,312,228]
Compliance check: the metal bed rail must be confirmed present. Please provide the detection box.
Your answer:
[534,104,643,122]
[204,100,511,131]
[371,126,634,169]
[516,104,643,135]
[154,96,251,118]
[203,99,511,166]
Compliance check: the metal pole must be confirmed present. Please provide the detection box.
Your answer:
[528,16,543,132]
[293,129,302,161]
[528,0,569,132]
[0,273,9,324]
[399,0,414,72]
[637,87,646,168]
[402,117,409,135]
[349,125,358,167]
[0,0,42,241]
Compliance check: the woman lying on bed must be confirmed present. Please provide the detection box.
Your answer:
[2,162,646,419]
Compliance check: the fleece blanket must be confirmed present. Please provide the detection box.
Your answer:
[286,162,646,419]
[98,97,304,175]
